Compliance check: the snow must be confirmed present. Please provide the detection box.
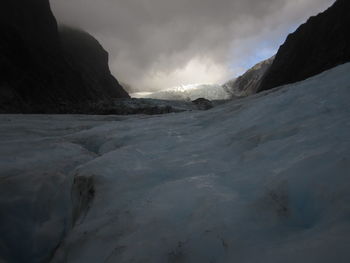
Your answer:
[1,63,350,262]
[131,84,231,101]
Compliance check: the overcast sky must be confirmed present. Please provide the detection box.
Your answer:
[50,0,335,92]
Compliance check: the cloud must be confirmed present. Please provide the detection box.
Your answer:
[50,0,335,92]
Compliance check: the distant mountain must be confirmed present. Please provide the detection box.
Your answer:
[259,0,350,91]
[131,56,275,101]
[223,56,274,97]
[131,84,231,101]
[0,0,128,113]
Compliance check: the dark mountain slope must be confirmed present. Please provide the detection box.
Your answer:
[0,0,128,113]
[259,0,350,91]
[59,26,130,99]
[223,56,274,97]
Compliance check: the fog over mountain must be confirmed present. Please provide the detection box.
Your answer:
[50,0,334,92]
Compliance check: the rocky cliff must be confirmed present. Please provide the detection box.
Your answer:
[259,0,350,91]
[223,56,274,97]
[0,0,128,113]
[59,26,130,100]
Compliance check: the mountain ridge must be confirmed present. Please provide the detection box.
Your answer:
[259,0,350,91]
[0,0,129,113]
[223,56,275,97]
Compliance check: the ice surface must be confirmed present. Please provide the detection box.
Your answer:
[1,63,350,262]
[131,84,231,101]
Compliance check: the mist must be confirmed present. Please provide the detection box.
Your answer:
[50,0,334,92]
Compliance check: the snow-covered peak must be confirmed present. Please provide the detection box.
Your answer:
[130,56,276,102]
[131,83,231,101]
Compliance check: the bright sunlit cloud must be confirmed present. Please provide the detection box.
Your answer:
[137,57,233,91]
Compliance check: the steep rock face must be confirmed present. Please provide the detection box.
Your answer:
[259,0,350,91]
[0,0,87,113]
[59,26,130,99]
[0,0,128,113]
[223,56,274,97]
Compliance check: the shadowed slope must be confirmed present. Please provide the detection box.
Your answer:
[259,0,350,91]
[0,0,128,113]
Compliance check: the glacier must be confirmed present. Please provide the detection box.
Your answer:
[131,84,231,101]
[1,63,350,262]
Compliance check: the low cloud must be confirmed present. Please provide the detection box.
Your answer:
[51,0,334,92]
